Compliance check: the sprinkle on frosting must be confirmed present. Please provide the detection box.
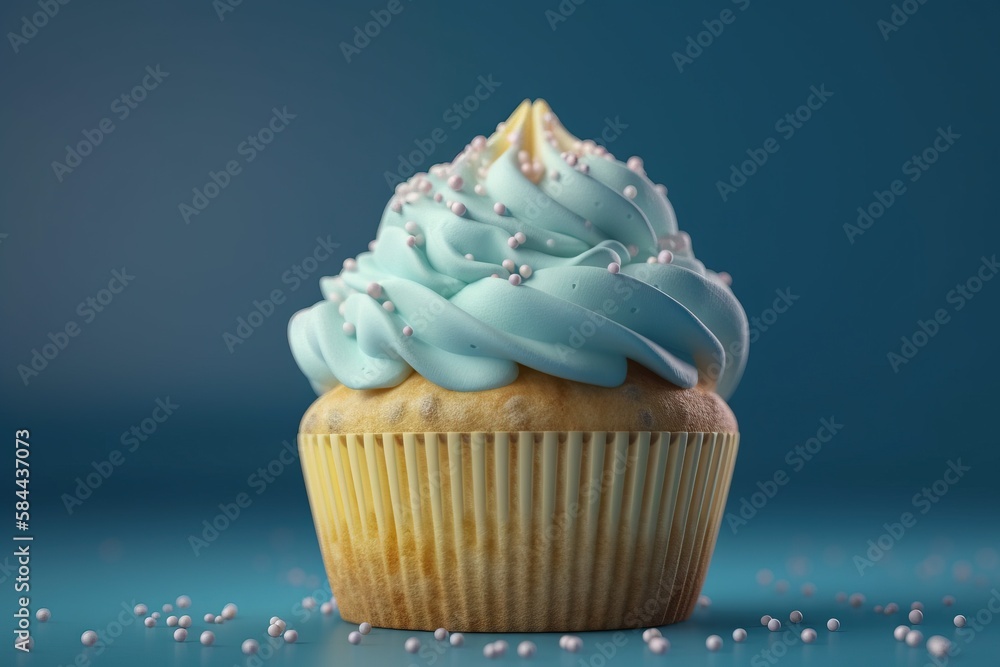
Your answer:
[289,99,748,396]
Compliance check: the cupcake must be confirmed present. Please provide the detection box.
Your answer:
[289,99,748,632]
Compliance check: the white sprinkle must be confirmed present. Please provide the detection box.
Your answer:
[242,639,260,655]
[35,609,50,622]
[954,615,967,627]
[493,202,506,215]
[404,637,421,653]
[268,624,283,638]
[894,625,910,641]
[173,628,187,642]
[343,258,357,271]
[162,604,173,613]
[450,202,467,216]
[508,274,522,286]
[623,185,638,199]
[447,175,463,191]
[342,322,356,336]
[627,156,644,172]
[369,239,379,250]
[706,635,723,652]
[406,235,417,247]
[390,200,402,213]
[905,630,923,647]
[433,193,443,202]
[801,628,817,643]
[926,635,951,658]
[144,617,156,628]
[565,154,578,166]
[885,602,899,614]
[81,630,98,647]
[432,628,448,641]
[911,601,924,611]
[166,616,178,627]
[449,632,464,646]
[517,640,536,658]
[655,184,668,196]
[733,628,747,642]
[472,135,487,149]
[790,610,803,623]
[176,595,191,609]
[768,618,782,632]
[483,644,497,658]
[608,262,620,274]
[366,282,382,298]
[657,250,673,264]
[200,631,215,646]
[562,635,582,652]
[642,628,661,642]
[203,613,215,623]
[178,615,192,628]
[320,602,334,615]
[359,622,372,635]
[502,259,516,271]
[214,616,225,624]
[283,630,298,643]
[546,238,555,248]
[221,604,238,619]
[849,593,865,608]
[578,163,589,174]
[761,615,772,626]
[404,220,418,233]
[151,611,160,619]
[827,618,840,631]
[507,237,519,249]
[402,326,413,337]
[474,184,486,196]
[492,640,508,655]
[302,597,317,610]
[134,603,148,616]
[908,609,923,625]
[943,595,956,607]
[550,170,560,181]
[348,631,362,645]
[648,636,669,654]
[465,253,475,261]
[514,231,527,244]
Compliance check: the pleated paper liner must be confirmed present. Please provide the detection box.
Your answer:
[299,430,738,632]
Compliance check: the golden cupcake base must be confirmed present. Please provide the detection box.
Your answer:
[299,430,738,632]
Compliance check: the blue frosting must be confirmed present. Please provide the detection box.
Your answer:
[289,100,749,398]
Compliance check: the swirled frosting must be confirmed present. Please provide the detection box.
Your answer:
[289,100,749,398]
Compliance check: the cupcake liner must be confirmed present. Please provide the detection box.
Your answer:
[299,430,738,632]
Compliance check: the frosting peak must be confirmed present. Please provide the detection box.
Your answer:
[289,100,749,398]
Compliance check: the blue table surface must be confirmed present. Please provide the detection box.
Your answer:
[10,502,999,667]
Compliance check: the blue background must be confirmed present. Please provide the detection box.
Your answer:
[1,0,998,665]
